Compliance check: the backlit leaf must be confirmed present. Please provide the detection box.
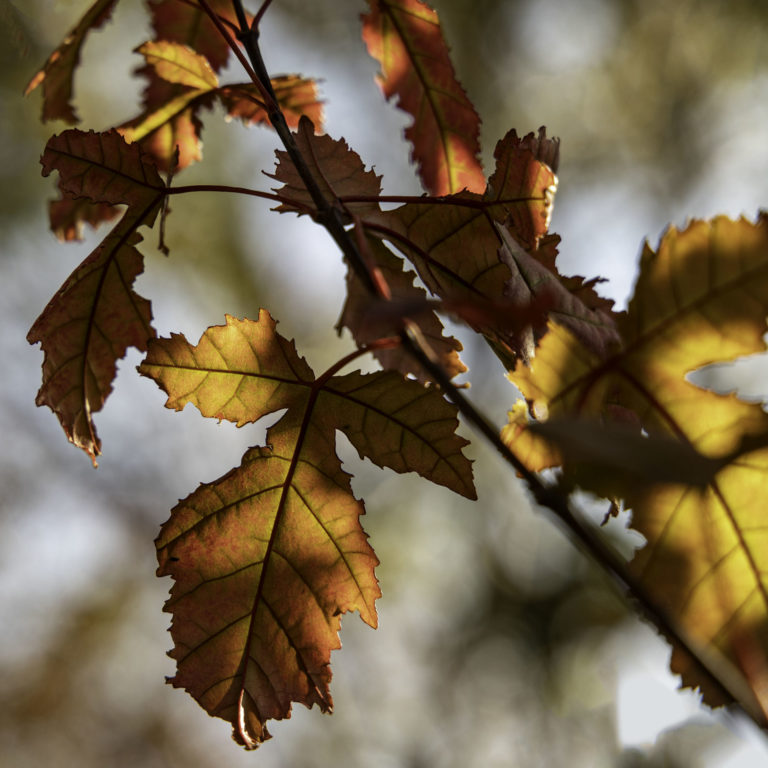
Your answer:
[41,128,166,227]
[27,218,155,465]
[364,130,617,367]
[270,116,382,219]
[120,72,209,172]
[146,0,244,73]
[140,312,474,746]
[496,222,620,359]
[135,41,219,90]
[24,0,120,123]
[487,127,559,250]
[219,76,324,130]
[338,235,466,382]
[322,369,476,499]
[361,0,485,195]
[505,215,768,718]
[48,187,121,242]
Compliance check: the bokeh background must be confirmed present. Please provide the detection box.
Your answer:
[3,0,768,765]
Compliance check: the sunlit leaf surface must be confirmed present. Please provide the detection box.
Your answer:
[362,0,485,195]
[140,312,474,746]
[24,0,120,123]
[506,215,768,717]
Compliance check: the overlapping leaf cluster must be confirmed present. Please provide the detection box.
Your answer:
[25,0,768,750]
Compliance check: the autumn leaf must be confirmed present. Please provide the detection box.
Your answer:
[364,128,558,298]
[270,116,382,219]
[505,215,768,719]
[48,188,121,242]
[219,76,323,130]
[361,0,485,195]
[487,127,560,251]
[121,70,210,173]
[496,222,620,359]
[27,218,155,465]
[122,41,323,172]
[24,0,120,124]
[140,312,474,747]
[146,0,244,73]
[338,234,466,382]
[127,0,244,171]
[360,127,612,367]
[41,128,166,227]
[136,40,219,91]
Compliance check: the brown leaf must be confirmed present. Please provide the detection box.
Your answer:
[337,234,466,382]
[24,0,120,123]
[141,313,474,746]
[48,188,121,242]
[41,129,166,226]
[361,0,485,195]
[220,76,324,130]
[496,222,620,359]
[270,116,382,219]
[487,127,559,251]
[146,0,245,73]
[27,218,155,464]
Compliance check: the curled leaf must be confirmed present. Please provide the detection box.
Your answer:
[24,0,120,123]
[28,218,155,464]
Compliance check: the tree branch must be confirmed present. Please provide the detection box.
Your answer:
[213,0,760,729]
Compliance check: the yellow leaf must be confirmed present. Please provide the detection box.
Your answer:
[135,41,219,90]
[140,312,475,746]
[505,214,768,717]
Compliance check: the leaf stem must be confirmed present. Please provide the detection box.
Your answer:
[168,183,307,210]
[314,337,401,389]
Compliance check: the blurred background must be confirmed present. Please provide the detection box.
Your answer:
[3,0,768,765]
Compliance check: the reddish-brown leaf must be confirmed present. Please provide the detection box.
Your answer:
[27,218,155,464]
[41,129,166,227]
[146,0,244,73]
[141,313,474,746]
[220,76,324,130]
[337,234,466,382]
[487,127,559,251]
[24,0,120,123]
[120,70,210,173]
[270,116,382,219]
[361,0,485,196]
[363,127,618,367]
[496,222,620,359]
[49,187,121,242]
